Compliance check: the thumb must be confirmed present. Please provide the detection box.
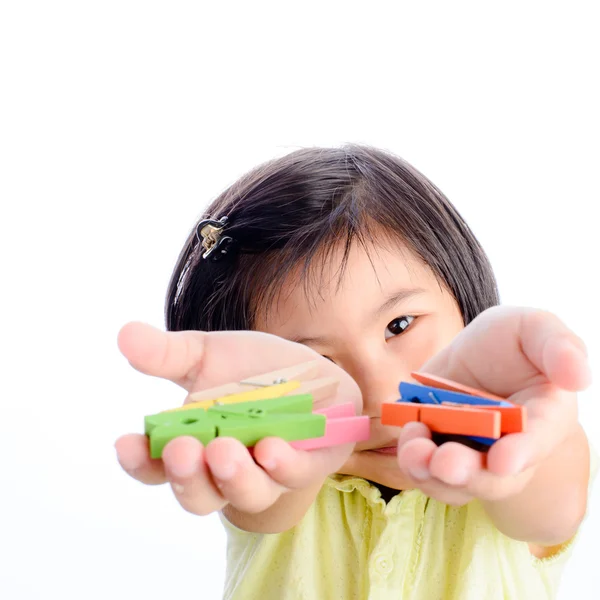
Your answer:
[421,306,592,397]
[116,322,359,399]
[519,309,592,391]
[117,321,207,387]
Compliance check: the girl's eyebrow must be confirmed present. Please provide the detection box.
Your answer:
[373,287,426,319]
[289,334,329,346]
[288,288,426,346]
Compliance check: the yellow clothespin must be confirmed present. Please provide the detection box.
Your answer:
[163,360,339,412]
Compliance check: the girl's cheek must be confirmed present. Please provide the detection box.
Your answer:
[391,325,441,368]
[421,313,462,358]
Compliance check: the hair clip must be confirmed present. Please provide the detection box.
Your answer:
[195,216,236,261]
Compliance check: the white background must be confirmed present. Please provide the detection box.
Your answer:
[1,2,599,599]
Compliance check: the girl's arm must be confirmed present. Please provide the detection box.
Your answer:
[222,480,325,533]
[481,425,590,548]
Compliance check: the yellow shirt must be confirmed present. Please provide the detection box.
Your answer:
[221,456,596,600]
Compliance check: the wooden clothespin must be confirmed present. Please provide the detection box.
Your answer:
[143,361,370,458]
[168,360,339,412]
[381,372,526,451]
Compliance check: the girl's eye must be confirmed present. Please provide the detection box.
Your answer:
[385,315,415,340]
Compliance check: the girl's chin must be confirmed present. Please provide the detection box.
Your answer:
[348,451,415,490]
[338,447,412,486]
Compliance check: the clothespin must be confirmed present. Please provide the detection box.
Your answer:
[143,361,370,458]
[381,372,526,450]
[290,403,370,451]
[169,360,339,411]
[146,394,326,458]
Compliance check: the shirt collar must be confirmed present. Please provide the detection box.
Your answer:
[325,474,389,507]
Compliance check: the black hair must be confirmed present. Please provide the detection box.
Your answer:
[165,144,499,332]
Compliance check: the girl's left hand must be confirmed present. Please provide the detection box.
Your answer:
[395,305,592,505]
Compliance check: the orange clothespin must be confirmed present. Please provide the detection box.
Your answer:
[381,372,526,450]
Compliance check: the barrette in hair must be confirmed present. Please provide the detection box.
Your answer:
[195,215,236,261]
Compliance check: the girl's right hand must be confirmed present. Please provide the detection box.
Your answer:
[114,322,362,517]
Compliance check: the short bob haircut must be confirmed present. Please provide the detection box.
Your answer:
[165,145,499,333]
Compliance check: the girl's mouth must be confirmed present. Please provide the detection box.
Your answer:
[370,446,398,455]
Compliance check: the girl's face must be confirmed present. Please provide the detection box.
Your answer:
[256,240,464,490]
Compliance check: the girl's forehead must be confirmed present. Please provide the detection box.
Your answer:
[294,241,433,295]
[255,240,442,330]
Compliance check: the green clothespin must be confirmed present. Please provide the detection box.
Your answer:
[145,394,325,458]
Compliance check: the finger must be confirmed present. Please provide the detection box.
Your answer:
[416,479,474,506]
[428,442,485,486]
[117,323,284,389]
[115,434,167,485]
[396,421,432,445]
[252,437,340,489]
[421,306,591,397]
[522,318,592,390]
[466,464,534,502]
[395,432,533,504]
[397,436,437,481]
[162,436,227,515]
[486,385,577,475]
[117,322,362,406]
[397,438,475,506]
[117,322,207,388]
[395,422,432,480]
[204,437,287,513]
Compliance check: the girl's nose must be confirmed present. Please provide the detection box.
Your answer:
[347,357,409,418]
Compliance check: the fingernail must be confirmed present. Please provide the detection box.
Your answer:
[210,461,237,481]
[570,338,588,358]
[448,466,470,486]
[172,483,185,495]
[563,340,593,387]
[168,461,197,479]
[409,467,429,481]
[117,453,141,474]
[564,339,589,362]
[510,456,527,475]
[261,458,277,471]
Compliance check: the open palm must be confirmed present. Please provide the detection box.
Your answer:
[115,323,362,516]
[395,306,591,505]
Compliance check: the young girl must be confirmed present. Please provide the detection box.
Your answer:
[116,145,595,599]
